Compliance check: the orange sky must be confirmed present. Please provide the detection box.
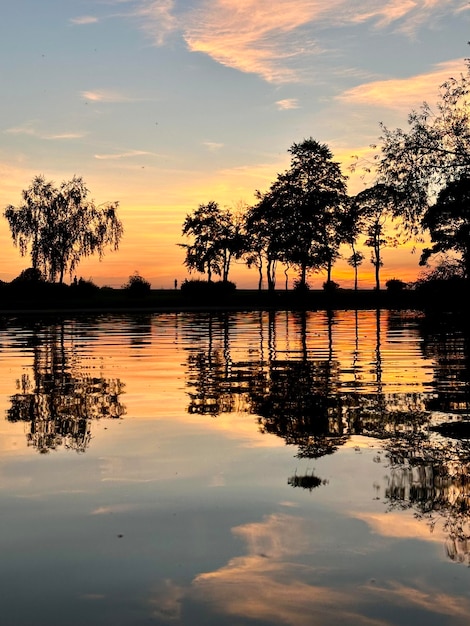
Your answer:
[1,1,468,288]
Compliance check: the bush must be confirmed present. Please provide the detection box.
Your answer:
[180,279,236,297]
[385,278,408,293]
[10,267,45,284]
[122,272,151,296]
[322,280,340,292]
[70,277,100,295]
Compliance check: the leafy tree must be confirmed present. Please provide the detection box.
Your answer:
[4,175,123,284]
[249,139,348,290]
[180,201,243,283]
[420,175,470,279]
[343,196,368,291]
[378,59,470,234]
[347,251,365,291]
[351,184,400,291]
[285,140,348,287]
[243,186,289,290]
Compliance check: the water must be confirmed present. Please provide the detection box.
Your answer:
[1,309,469,625]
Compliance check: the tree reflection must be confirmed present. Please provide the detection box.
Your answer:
[185,313,259,415]
[249,312,347,459]
[184,309,435,460]
[6,323,126,453]
[381,314,470,564]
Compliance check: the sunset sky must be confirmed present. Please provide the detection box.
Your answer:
[1,0,469,289]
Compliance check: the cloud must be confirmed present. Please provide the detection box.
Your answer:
[46,132,85,140]
[94,150,155,160]
[131,0,469,84]
[4,123,85,140]
[276,98,300,110]
[81,90,141,103]
[183,0,328,84]
[337,59,467,112]
[120,0,177,45]
[70,16,99,25]
[203,141,224,151]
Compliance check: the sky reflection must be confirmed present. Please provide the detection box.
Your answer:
[0,310,469,625]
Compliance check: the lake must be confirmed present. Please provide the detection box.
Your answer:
[1,308,469,625]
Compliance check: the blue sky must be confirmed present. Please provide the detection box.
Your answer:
[1,0,469,288]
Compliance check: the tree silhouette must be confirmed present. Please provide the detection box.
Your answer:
[4,175,123,284]
[6,324,126,453]
[180,201,243,283]
[351,184,400,291]
[378,59,470,234]
[248,139,348,290]
[420,175,470,280]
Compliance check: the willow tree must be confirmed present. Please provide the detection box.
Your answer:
[4,175,123,283]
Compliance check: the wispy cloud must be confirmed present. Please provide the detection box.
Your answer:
[203,141,224,151]
[94,150,155,160]
[5,122,85,140]
[116,0,177,45]
[276,98,300,110]
[70,15,99,25]
[183,0,327,84]
[337,59,466,111]
[129,0,469,84]
[81,89,141,103]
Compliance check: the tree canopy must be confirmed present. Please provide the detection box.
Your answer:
[378,60,470,234]
[180,201,243,283]
[420,175,470,279]
[4,175,123,284]
[246,138,349,289]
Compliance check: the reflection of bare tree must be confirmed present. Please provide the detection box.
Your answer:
[6,324,126,453]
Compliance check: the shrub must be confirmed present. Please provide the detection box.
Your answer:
[122,272,151,296]
[180,279,236,297]
[385,278,408,293]
[70,277,100,295]
[11,267,45,284]
[322,280,340,292]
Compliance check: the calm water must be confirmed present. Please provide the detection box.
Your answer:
[1,309,470,626]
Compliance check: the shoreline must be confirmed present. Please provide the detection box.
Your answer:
[0,287,467,317]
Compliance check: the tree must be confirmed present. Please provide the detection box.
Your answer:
[347,251,365,291]
[285,140,349,287]
[249,139,348,290]
[243,187,289,291]
[420,175,470,279]
[4,175,123,284]
[180,201,243,283]
[378,58,470,235]
[351,184,400,291]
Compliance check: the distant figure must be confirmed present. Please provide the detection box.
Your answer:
[174,279,178,290]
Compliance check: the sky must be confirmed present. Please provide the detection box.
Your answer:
[1,0,469,289]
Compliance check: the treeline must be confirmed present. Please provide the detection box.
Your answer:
[3,57,470,294]
[179,59,470,292]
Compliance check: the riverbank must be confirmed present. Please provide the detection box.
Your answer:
[0,285,467,316]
